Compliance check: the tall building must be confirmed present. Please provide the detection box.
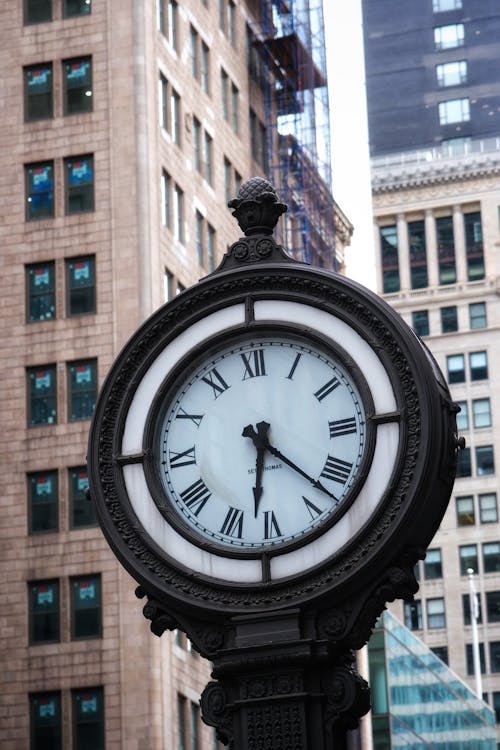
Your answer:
[362,0,500,739]
[0,1,350,748]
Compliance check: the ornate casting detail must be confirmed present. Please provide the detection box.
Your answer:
[200,682,233,747]
[228,176,287,236]
[323,666,371,732]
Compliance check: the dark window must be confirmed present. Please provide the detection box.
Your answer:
[483,543,500,574]
[476,446,494,476]
[456,447,471,477]
[411,310,429,336]
[380,225,400,293]
[207,224,216,272]
[66,256,96,315]
[490,642,500,673]
[70,467,96,528]
[493,692,500,723]
[63,57,92,115]
[25,161,54,220]
[64,155,94,214]
[479,494,498,524]
[201,42,210,95]
[68,360,97,421]
[161,170,171,227]
[195,211,204,266]
[427,597,446,629]
[30,692,62,750]
[404,600,422,630]
[431,646,448,665]
[190,701,200,750]
[464,212,485,281]
[28,470,58,533]
[462,593,482,625]
[158,0,178,49]
[424,549,442,579]
[408,220,428,289]
[486,592,500,623]
[470,351,488,381]
[173,184,184,243]
[436,216,456,284]
[446,354,464,383]
[29,580,59,643]
[24,64,53,121]
[459,544,478,575]
[469,302,487,329]
[249,108,267,171]
[72,687,104,750]
[456,496,474,526]
[63,0,91,16]
[440,305,458,333]
[466,642,485,675]
[25,0,52,24]
[71,575,102,638]
[178,693,187,750]
[203,131,213,185]
[27,365,57,426]
[26,262,55,322]
[190,25,199,80]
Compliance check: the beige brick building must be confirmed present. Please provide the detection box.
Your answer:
[370,141,500,734]
[0,1,349,748]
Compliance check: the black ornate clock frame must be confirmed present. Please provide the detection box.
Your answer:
[88,178,461,749]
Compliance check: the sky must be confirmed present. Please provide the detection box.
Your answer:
[323,0,377,290]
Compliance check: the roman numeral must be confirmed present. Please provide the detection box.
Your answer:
[180,479,211,516]
[314,377,340,402]
[302,496,322,520]
[169,446,196,469]
[263,510,282,539]
[220,507,244,538]
[328,418,357,438]
[241,349,266,379]
[176,408,204,427]
[286,353,302,380]
[320,456,352,485]
[201,367,230,399]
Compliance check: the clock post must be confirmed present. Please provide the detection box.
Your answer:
[88,178,461,749]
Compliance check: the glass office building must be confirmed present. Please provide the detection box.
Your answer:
[368,611,496,749]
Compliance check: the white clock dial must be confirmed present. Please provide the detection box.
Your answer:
[154,333,368,550]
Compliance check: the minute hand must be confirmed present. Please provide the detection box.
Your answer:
[264,441,338,502]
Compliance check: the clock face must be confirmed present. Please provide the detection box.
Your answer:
[150,331,370,552]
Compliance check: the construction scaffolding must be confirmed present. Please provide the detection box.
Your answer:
[249,0,337,268]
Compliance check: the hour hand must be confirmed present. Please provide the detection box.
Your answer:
[242,421,270,516]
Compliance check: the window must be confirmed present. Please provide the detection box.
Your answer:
[24,63,53,121]
[463,593,482,626]
[66,256,96,316]
[178,693,187,750]
[436,61,467,87]
[173,184,184,243]
[228,0,236,44]
[207,224,216,272]
[63,0,91,16]
[466,643,485,675]
[475,444,494,475]
[69,467,96,528]
[29,470,58,533]
[483,543,500,574]
[404,600,422,630]
[72,687,104,750]
[380,225,399,293]
[441,136,471,155]
[161,169,171,227]
[479,493,498,524]
[201,42,210,95]
[436,215,456,284]
[446,353,464,383]
[456,496,474,526]
[486,592,500,623]
[25,161,54,220]
[434,24,465,50]
[438,98,470,125]
[203,131,213,185]
[29,580,59,643]
[195,211,204,266]
[469,302,487,329]
[158,0,178,50]
[224,157,231,203]
[459,544,478,575]
[490,642,500,673]
[190,26,200,80]
[469,351,488,381]
[221,69,229,120]
[71,575,102,638]
[408,220,428,289]
[433,0,462,10]
[159,74,181,144]
[164,269,184,301]
[63,57,92,114]
[193,117,202,173]
[231,84,239,133]
[68,360,97,421]
[464,212,485,280]
[424,549,442,579]
[26,262,56,322]
[412,310,429,337]
[427,598,446,629]
[64,155,94,214]
[27,365,57,426]
[456,401,468,431]
[456,446,471,477]
[431,646,448,665]
[249,108,267,171]
[190,701,200,750]
[493,692,500,723]
[473,398,491,429]
[440,305,457,333]
[25,0,52,24]
[30,692,62,750]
